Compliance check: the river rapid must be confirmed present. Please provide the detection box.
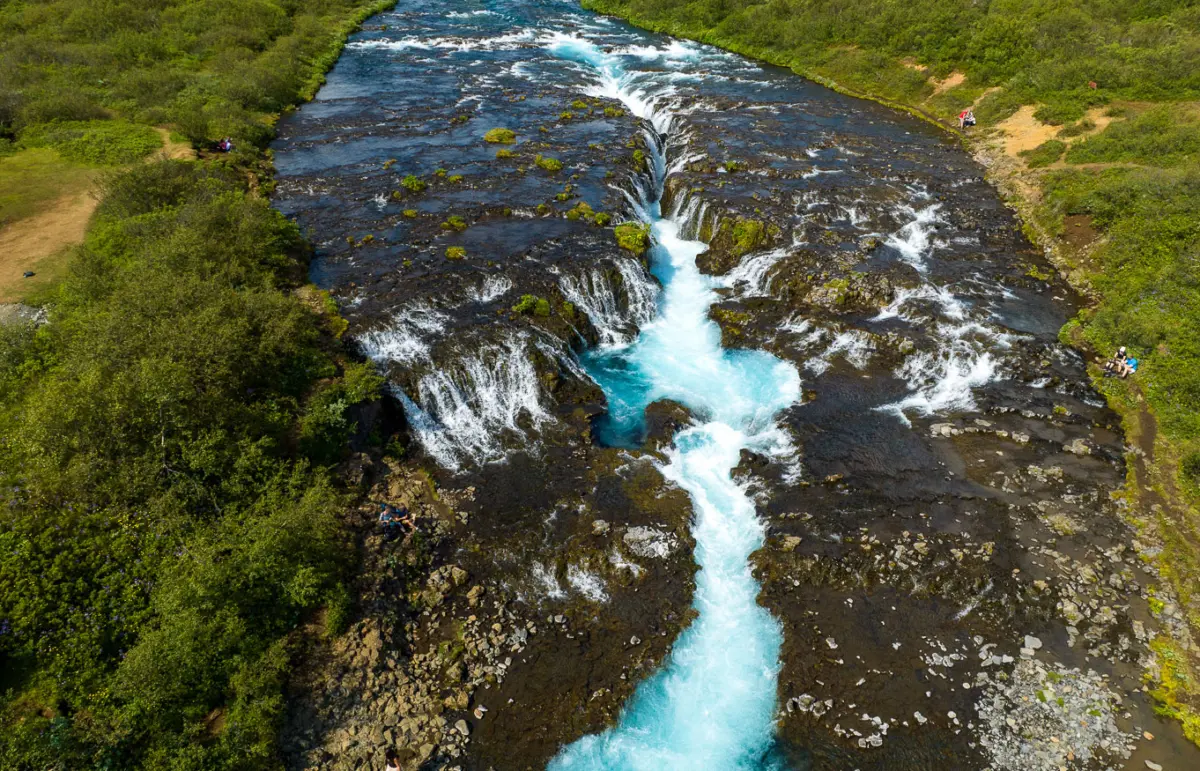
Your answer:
[272,2,1200,770]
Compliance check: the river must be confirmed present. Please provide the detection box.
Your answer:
[272,2,1200,770]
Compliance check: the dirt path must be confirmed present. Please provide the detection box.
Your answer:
[0,187,98,302]
[0,128,195,302]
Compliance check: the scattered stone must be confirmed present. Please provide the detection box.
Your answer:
[454,719,470,737]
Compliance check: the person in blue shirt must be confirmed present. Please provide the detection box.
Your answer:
[1121,356,1139,378]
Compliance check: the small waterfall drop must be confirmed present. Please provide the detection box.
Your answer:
[545,35,801,771]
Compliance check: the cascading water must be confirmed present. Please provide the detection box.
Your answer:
[544,36,801,770]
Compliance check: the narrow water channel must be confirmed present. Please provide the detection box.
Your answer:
[545,36,798,769]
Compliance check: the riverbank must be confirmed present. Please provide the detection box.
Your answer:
[0,2,411,768]
[581,0,1200,745]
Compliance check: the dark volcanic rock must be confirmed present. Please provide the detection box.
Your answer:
[642,399,694,450]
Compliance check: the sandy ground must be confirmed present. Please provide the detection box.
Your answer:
[0,187,97,302]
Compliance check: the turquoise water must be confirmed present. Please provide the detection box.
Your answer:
[547,35,802,771]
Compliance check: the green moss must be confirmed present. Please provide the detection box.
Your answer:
[594,212,612,227]
[484,127,516,144]
[401,175,426,193]
[445,246,466,260]
[382,158,396,170]
[435,168,447,177]
[571,99,589,110]
[495,148,514,159]
[441,215,467,231]
[724,160,740,173]
[729,219,767,257]
[710,307,751,327]
[534,154,564,172]
[402,209,418,218]
[447,174,464,183]
[603,106,625,117]
[632,148,647,172]
[1026,264,1053,281]
[560,111,575,120]
[512,294,538,314]
[614,222,652,255]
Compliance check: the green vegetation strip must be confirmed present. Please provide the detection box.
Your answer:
[0,1,400,768]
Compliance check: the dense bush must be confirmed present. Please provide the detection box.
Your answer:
[0,0,396,147]
[0,77,384,771]
[18,120,163,165]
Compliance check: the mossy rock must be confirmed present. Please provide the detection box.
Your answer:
[534,154,564,172]
[441,215,467,231]
[401,175,426,193]
[614,222,652,255]
[566,201,595,222]
[484,128,516,143]
[512,294,550,316]
[402,209,418,218]
[496,149,514,159]
[445,247,466,260]
[697,217,779,275]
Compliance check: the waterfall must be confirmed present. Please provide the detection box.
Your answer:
[395,334,552,470]
[545,34,801,771]
[559,258,658,346]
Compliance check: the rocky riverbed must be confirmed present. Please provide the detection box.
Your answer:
[272,2,1199,769]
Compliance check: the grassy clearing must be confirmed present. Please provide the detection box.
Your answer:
[0,148,96,229]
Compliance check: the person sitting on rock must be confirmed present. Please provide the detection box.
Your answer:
[379,503,413,541]
[1103,346,1127,376]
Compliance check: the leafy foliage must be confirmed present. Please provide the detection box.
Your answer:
[0,0,394,750]
[1065,107,1200,166]
[18,120,162,165]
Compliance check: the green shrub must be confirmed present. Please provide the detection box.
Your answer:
[496,148,514,158]
[1057,118,1095,138]
[483,127,516,143]
[571,100,589,110]
[441,215,467,231]
[401,174,425,193]
[594,212,612,226]
[1020,139,1066,168]
[445,246,466,260]
[1065,108,1200,167]
[19,120,162,165]
[402,208,418,218]
[534,154,563,172]
[448,174,464,183]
